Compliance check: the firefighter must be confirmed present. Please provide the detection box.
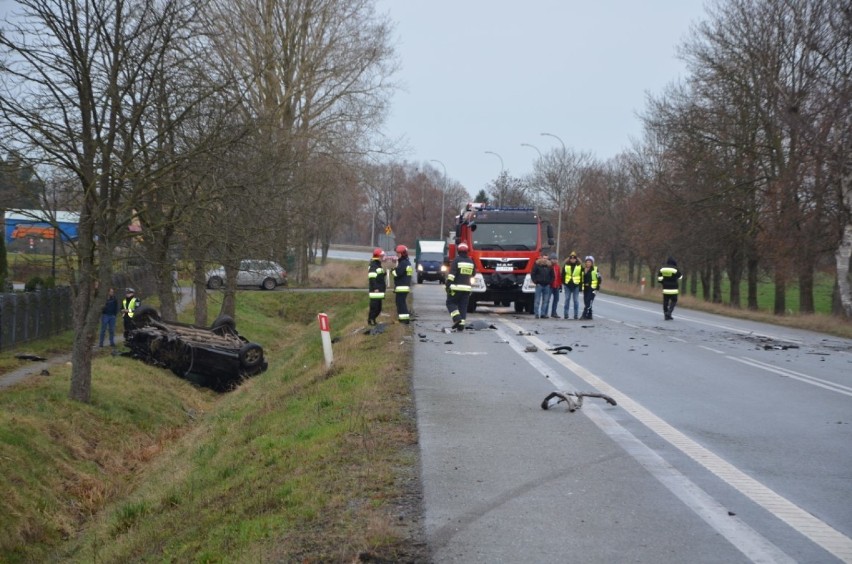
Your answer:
[392,244,413,324]
[580,256,601,320]
[445,243,476,331]
[658,256,683,320]
[121,287,141,341]
[367,248,386,326]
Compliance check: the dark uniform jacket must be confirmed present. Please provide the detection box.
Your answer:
[393,257,413,291]
[447,254,476,291]
[658,260,682,294]
[368,259,386,294]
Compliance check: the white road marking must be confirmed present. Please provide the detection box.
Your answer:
[700,345,726,354]
[728,356,852,398]
[598,297,805,344]
[498,318,852,563]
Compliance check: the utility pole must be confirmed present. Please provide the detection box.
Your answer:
[430,159,448,240]
[541,132,566,258]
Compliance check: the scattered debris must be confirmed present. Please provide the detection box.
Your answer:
[524,345,538,353]
[464,320,497,331]
[547,345,573,354]
[763,344,799,350]
[39,369,50,376]
[444,340,453,345]
[15,353,47,362]
[365,323,387,336]
[541,390,617,412]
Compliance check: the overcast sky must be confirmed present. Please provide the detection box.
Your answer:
[374,0,709,195]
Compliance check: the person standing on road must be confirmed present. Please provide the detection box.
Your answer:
[367,248,386,326]
[99,287,118,347]
[580,256,601,320]
[121,288,141,341]
[445,243,476,331]
[393,244,413,324]
[562,252,582,319]
[658,257,683,320]
[548,253,562,318]
[531,251,554,318]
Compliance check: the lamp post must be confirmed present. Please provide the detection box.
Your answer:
[430,159,447,240]
[484,150,504,174]
[541,132,566,258]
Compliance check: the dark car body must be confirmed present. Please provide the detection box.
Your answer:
[126,306,267,392]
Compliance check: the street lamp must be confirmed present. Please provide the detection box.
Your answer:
[520,142,542,160]
[430,159,447,240]
[541,132,567,258]
[484,150,504,174]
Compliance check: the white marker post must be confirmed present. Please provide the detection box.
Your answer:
[640,276,646,295]
[317,313,333,367]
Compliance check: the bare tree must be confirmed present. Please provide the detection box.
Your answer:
[0,0,214,402]
[204,0,398,286]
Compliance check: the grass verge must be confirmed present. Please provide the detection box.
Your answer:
[0,289,425,562]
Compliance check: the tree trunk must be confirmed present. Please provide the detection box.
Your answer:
[798,263,815,314]
[728,249,743,308]
[773,269,787,315]
[712,263,723,303]
[700,266,711,301]
[193,259,208,327]
[628,252,635,284]
[747,256,759,310]
[836,223,852,317]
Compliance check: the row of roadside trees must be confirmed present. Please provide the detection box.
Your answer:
[0,0,400,402]
[478,0,850,319]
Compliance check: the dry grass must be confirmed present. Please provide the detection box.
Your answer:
[308,260,364,288]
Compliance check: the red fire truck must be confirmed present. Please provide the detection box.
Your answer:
[448,203,554,313]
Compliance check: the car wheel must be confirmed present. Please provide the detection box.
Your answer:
[239,343,264,369]
[261,278,276,290]
[210,314,237,335]
[466,299,477,313]
[417,275,423,284]
[133,305,161,326]
[207,276,223,290]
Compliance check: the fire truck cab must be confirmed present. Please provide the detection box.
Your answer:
[449,203,554,313]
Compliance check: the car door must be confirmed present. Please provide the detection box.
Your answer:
[236,260,257,286]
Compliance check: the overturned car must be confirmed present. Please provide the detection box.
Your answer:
[125,305,268,392]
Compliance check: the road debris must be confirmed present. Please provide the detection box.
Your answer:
[541,390,617,413]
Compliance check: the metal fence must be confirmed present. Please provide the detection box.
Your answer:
[0,269,157,352]
[0,287,73,351]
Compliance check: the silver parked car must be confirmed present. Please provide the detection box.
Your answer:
[206,260,288,290]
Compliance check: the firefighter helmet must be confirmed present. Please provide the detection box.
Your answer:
[372,247,384,258]
[457,243,469,252]
[395,244,408,255]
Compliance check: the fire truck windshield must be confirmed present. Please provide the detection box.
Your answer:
[472,223,538,250]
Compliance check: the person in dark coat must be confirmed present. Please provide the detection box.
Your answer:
[658,257,683,320]
[531,252,554,318]
[99,287,118,347]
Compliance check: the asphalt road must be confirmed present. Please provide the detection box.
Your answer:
[411,282,852,563]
